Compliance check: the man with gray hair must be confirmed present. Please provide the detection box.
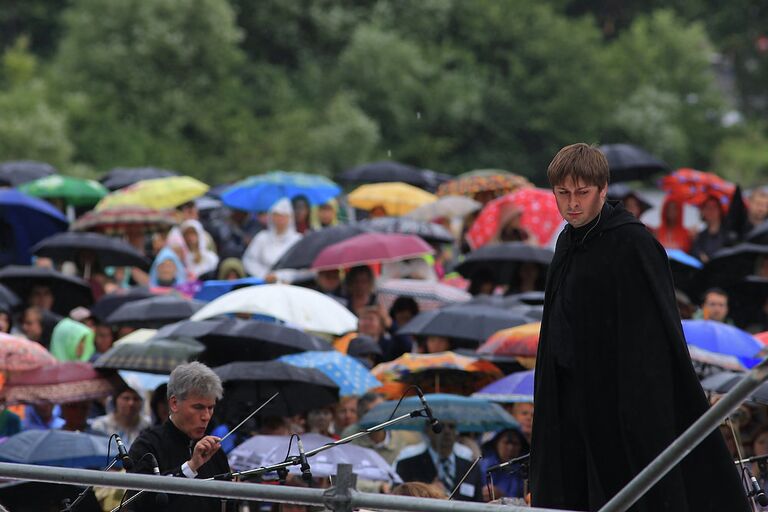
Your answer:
[127,362,231,511]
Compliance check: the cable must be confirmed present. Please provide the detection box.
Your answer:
[106,434,116,468]
[282,434,298,463]
[386,385,420,421]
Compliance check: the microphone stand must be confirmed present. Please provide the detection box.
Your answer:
[61,456,121,512]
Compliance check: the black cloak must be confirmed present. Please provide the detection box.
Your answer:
[531,201,750,511]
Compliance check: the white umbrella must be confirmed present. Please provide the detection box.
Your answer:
[405,195,481,221]
[190,284,357,335]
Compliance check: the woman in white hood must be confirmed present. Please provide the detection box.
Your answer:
[180,219,220,278]
[243,198,303,280]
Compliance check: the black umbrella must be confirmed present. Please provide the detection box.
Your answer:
[456,242,553,285]
[94,337,205,374]
[0,160,56,187]
[463,295,544,322]
[99,167,178,191]
[398,304,529,345]
[157,318,332,366]
[0,284,20,310]
[271,224,368,270]
[89,287,155,323]
[506,291,546,306]
[726,275,768,330]
[339,161,451,191]
[0,265,93,316]
[747,219,768,245]
[31,232,150,270]
[214,361,339,417]
[106,295,205,328]
[695,243,768,297]
[599,144,670,182]
[361,217,454,244]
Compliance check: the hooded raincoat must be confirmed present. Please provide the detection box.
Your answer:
[242,198,302,279]
[654,197,692,252]
[179,219,219,278]
[49,318,95,362]
[149,247,187,287]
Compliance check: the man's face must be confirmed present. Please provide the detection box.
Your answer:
[115,390,143,420]
[749,193,768,224]
[704,292,728,322]
[358,311,383,338]
[169,392,216,440]
[21,311,43,341]
[511,402,534,436]
[553,176,607,228]
[427,421,458,458]
[94,325,114,353]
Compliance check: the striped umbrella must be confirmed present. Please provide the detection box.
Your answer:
[0,333,57,371]
[376,278,471,312]
[95,176,209,210]
[94,337,204,374]
[478,322,541,358]
[71,205,177,234]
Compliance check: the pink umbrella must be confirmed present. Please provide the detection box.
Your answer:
[0,333,57,372]
[1,361,121,404]
[311,233,433,271]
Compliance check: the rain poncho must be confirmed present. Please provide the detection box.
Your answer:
[243,198,303,279]
[179,219,219,278]
[49,318,95,362]
[149,247,187,287]
[654,197,692,252]
[217,257,245,280]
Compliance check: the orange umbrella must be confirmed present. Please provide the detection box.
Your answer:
[478,322,541,358]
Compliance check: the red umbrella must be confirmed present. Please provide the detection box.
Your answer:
[478,322,541,357]
[311,233,433,271]
[660,168,735,208]
[0,333,57,372]
[466,188,562,249]
[0,361,121,404]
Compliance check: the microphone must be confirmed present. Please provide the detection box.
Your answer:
[146,453,169,507]
[297,436,312,483]
[115,435,134,470]
[485,453,530,473]
[416,388,442,433]
[745,465,768,507]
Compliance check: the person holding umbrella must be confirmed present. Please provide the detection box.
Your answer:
[531,143,749,511]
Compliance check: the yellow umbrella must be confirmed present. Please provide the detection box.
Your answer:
[347,182,436,216]
[95,176,209,211]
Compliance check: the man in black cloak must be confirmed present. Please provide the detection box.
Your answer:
[530,143,750,511]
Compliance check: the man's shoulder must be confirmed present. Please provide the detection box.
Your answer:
[130,423,165,449]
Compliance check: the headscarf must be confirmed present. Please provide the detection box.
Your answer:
[180,219,219,277]
[217,257,246,280]
[655,197,692,252]
[149,247,187,287]
[49,318,95,362]
[242,198,303,279]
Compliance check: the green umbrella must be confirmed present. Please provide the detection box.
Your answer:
[20,175,108,207]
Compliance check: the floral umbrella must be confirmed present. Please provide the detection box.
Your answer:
[478,322,541,358]
[437,171,531,198]
[660,168,735,208]
[0,361,122,404]
[70,205,178,235]
[0,333,57,372]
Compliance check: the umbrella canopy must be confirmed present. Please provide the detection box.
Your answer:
[682,319,762,362]
[466,188,561,249]
[193,277,265,302]
[279,350,381,397]
[0,265,92,316]
[19,175,108,207]
[191,284,358,335]
[359,393,518,433]
[339,160,450,191]
[478,322,541,358]
[472,369,534,403]
[696,243,768,293]
[0,430,111,468]
[221,171,341,213]
[700,371,768,406]
[89,288,155,323]
[406,195,481,221]
[95,176,209,210]
[361,217,454,244]
[0,189,68,266]
[31,232,150,269]
[0,333,57,371]
[0,160,56,187]
[106,295,205,328]
[437,172,531,198]
[687,345,754,372]
[99,167,178,191]
[71,205,178,234]
[93,337,204,374]
[231,433,401,483]
[348,182,437,216]
[399,304,529,344]
[271,224,368,270]
[456,242,554,285]
[0,284,21,310]
[0,361,121,405]
[598,143,670,182]
[312,233,433,271]
[376,278,471,312]
[660,168,735,208]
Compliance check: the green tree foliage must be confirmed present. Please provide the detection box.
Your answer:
[713,124,768,187]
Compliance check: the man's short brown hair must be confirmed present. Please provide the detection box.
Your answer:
[547,143,609,189]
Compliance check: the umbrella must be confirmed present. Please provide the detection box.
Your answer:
[607,184,653,215]
[682,319,762,361]
[191,284,358,335]
[0,430,111,468]
[399,303,529,344]
[376,278,471,312]
[0,284,20,310]
[598,143,670,182]
[0,189,68,266]
[0,265,92,315]
[359,393,518,433]
[0,361,121,404]
[93,337,204,374]
[478,322,541,358]
[360,217,454,244]
[339,160,450,191]
[99,167,178,191]
[0,160,56,187]
[214,361,339,417]
[221,171,341,213]
[456,242,554,285]
[405,195,482,221]
[312,233,433,271]
[347,182,437,216]
[89,288,155,323]
[696,243,768,293]
[106,295,205,328]
[19,175,108,207]
[31,232,150,269]
[472,370,534,403]
[279,351,381,397]
[95,176,209,210]
[231,433,401,483]
[193,277,265,302]
[372,351,503,397]
[271,224,368,270]
[437,171,531,198]
[660,168,735,208]
[687,345,755,372]
[0,333,57,371]
[466,188,562,249]
[700,371,768,406]
[70,205,178,234]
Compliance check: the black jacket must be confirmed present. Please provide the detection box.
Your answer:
[531,202,750,511]
[395,449,483,501]
[127,419,232,512]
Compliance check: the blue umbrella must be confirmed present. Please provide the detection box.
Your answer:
[359,393,518,433]
[279,350,381,397]
[0,430,111,468]
[221,171,341,212]
[194,277,265,302]
[666,249,703,270]
[682,320,763,363]
[472,370,534,403]
[0,189,68,265]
